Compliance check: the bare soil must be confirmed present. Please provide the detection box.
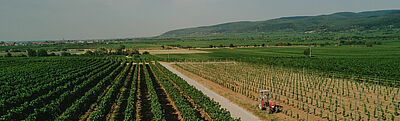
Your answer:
[135,65,154,121]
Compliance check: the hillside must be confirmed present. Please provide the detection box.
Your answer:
[161,10,400,37]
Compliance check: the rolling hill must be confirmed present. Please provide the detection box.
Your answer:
[161,10,400,37]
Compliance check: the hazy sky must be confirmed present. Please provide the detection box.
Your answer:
[1,0,399,41]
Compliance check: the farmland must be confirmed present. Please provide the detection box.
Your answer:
[173,61,399,121]
[155,46,400,83]
[0,57,237,121]
[1,41,400,121]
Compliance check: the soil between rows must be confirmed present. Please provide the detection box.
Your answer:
[146,64,180,121]
[136,64,154,121]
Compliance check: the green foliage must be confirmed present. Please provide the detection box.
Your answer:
[55,62,124,121]
[60,52,71,56]
[5,52,12,57]
[124,63,139,121]
[89,63,130,121]
[0,57,122,120]
[303,48,311,57]
[142,61,164,121]
[143,51,150,55]
[149,62,200,120]
[156,46,400,84]
[37,49,48,57]
[155,61,238,120]
[27,48,36,57]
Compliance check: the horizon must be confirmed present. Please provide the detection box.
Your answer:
[1,0,400,41]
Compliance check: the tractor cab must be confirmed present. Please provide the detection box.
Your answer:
[258,90,270,110]
[258,90,280,113]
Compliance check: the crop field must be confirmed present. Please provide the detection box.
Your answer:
[175,61,400,121]
[156,46,400,82]
[0,57,237,121]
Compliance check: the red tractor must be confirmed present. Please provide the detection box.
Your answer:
[258,90,281,113]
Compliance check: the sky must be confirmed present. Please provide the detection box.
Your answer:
[0,0,399,41]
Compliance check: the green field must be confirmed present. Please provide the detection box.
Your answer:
[154,46,400,84]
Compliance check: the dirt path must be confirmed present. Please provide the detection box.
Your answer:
[160,62,261,121]
[136,65,154,121]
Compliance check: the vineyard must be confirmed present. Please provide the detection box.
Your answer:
[0,57,237,121]
[175,61,400,121]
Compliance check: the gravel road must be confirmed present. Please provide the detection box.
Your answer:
[160,62,261,121]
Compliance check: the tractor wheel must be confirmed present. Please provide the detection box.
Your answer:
[266,107,271,114]
[271,107,276,113]
[259,104,265,110]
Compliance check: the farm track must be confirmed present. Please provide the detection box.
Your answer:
[135,64,154,121]
[78,63,129,121]
[146,64,181,121]
[154,63,210,120]
[106,64,135,121]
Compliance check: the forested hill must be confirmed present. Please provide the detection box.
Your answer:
[161,10,400,37]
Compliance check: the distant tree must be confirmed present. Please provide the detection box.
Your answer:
[219,44,224,47]
[49,53,56,56]
[365,41,374,47]
[26,49,36,57]
[304,47,312,57]
[261,43,265,47]
[209,45,214,48]
[229,44,235,47]
[339,40,346,44]
[10,49,22,52]
[185,46,193,49]
[161,45,165,49]
[17,54,26,57]
[93,48,107,55]
[119,44,126,50]
[85,50,93,55]
[37,49,48,56]
[129,49,140,56]
[115,45,126,55]
[133,49,140,55]
[276,42,292,46]
[94,48,106,56]
[60,52,71,56]
[99,47,107,52]
[143,51,150,55]
[249,37,255,40]
[6,52,12,57]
